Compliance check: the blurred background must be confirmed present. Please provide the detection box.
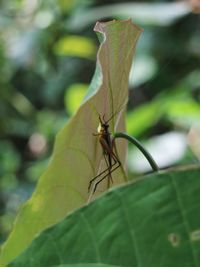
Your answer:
[0,0,199,243]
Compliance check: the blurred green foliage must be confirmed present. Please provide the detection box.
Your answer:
[0,0,199,243]
[54,35,96,58]
[64,83,88,114]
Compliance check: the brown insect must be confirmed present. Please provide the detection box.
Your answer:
[88,114,121,195]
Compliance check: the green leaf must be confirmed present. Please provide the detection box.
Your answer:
[8,165,200,267]
[0,20,142,266]
[39,264,119,267]
[166,99,200,128]
[36,264,121,267]
[53,35,96,59]
[126,101,162,137]
[64,83,88,115]
[126,85,200,137]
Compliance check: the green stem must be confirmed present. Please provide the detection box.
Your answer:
[114,132,159,172]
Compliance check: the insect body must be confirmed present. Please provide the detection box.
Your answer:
[88,114,121,195]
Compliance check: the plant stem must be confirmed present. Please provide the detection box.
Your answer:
[114,132,159,172]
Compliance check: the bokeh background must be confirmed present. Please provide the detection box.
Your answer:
[0,0,199,243]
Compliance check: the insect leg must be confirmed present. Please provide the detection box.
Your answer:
[88,148,119,192]
[103,153,113,188]
[92,159,121,194]
[88,138,122,193]
[88,161,113,192]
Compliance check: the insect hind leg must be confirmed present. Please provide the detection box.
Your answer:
[88,161,114,192]
[88,152,120,193]
[92,159,121,194]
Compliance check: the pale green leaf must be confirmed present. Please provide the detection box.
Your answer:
[166,99,200,128]
[0,20,142,267]
[126,101,162,137]
[64,84,88,115]
[53,35,96,59]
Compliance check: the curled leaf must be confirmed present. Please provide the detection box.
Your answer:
[0,20,142,267]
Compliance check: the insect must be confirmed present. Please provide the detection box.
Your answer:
[88,113,121,195]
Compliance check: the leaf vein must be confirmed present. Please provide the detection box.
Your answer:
[170,174,198,267]
[79,211,102,262]
[114,190,141,266]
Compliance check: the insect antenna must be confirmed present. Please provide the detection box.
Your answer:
[104,101,126,124]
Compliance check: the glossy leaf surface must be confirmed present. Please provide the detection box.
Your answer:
[8,166,200,267]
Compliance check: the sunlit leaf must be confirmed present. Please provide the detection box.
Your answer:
[126,101,162,137]
[64,84,88,115]
[126,86,200,137]
[57,0,76,12]
[8,165,200,267]
[166,99,200,128]
[0,20,142,266]
[53,35,96,59]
